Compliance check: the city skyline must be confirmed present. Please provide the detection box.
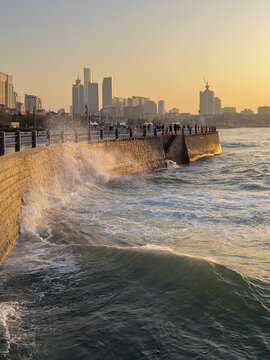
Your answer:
[1,0,270,113]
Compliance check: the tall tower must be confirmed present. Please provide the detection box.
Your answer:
[25,95,42,113]
[84,68,93,105]
[158,100,165,116]
[87,83,99,114]
[0,72,6,106]
[214,97,222,115]
[72,77,84,115]
[199,82,214,115]
[5,75,13,108]
[102,77,113,108]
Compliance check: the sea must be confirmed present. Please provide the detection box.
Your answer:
[0,128,270,360]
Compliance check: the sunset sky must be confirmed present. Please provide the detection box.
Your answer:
[1,0,270,113]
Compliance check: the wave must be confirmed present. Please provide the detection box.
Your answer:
[0,302,20,356]
[223,142,257,149]
[19,145,114,236]
[72,240,270,313]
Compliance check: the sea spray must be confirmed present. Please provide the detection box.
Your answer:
[19,145,115,236]
[0,303,20,356]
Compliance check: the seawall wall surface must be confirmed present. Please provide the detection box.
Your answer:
[184,132,222,162]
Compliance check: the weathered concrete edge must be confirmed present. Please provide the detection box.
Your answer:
[184,132,222,163]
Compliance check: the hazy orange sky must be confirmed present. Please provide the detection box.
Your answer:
[1,0,270,113]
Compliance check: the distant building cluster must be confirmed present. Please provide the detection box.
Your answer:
[0,70,45,117]
[71,67,194,125]
[1,67,270,129]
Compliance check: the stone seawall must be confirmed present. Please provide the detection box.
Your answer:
[163,132,222,164]
[184,132,222,162]
[0,146,62,265]
[0,133,221,265]
[0,137,165,264]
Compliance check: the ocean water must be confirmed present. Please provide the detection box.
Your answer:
[0,128,270,359]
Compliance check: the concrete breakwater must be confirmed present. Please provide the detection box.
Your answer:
[0,132,221,264]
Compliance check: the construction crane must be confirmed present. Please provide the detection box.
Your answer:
[203,77,209,90]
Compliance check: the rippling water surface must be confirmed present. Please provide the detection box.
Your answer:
[1,128,270,359]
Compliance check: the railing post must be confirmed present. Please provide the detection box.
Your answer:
[32,130,37,148]
[88,128,92,143]
[75,129,78,143]
[46,130,51,146]
[100,128,104,140]
[0,131,6,156]
[143,127,146,137]
[115,128,119,139]
[60,131,64,143]
[195,124,197,134]
[154,128,157,136]
[15,130,21,152]
[130,128,133,138]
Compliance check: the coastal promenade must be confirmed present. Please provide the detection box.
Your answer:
[0,125,221,265]
[0,125,218,157]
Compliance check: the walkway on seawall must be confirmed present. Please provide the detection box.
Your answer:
[0,124,219,158]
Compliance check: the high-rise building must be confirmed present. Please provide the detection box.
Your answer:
[13,92,25,115]
[72,77,84,115]
[5,75,13,108]
[143,100,157,119]
[200,83,214,115]
[84,68,93,105]
[214,97,221,115]
[87,83,99,114]
[158,100,165,115]
[0,72,6,105]
[25,94,42,113]
[102,77,113,108]
[0,71,13,108]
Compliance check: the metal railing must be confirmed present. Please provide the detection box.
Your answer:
[0,125,217,157]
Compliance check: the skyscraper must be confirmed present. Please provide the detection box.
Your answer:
[84,68,93,105]
[158,100,165,116]
[0,72,6,105]
[72,77,84,115]
[87,83,99,114]
[0,71,13,108]
[102,77,113,108]
[143,100,157,119]
[200,83,214,115]
[214,97,222,115]
[25,94,42,113]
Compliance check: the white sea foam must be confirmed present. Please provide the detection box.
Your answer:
[132,244,218,264]
[0,302,20,355]
[20,187,50,235]
[19,145,115,237]
[166,159,180,169]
